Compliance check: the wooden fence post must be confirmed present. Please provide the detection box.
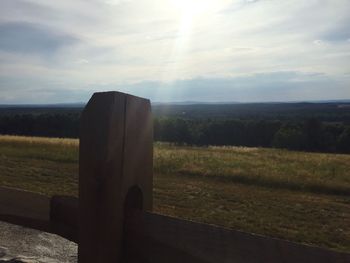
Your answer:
[78,91,153,263]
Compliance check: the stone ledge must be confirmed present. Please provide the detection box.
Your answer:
[0,221,77,263]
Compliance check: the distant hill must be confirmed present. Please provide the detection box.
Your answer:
[0,103,85,108]
[0,101,350,122]
[1,99,350,108]
[151,102,350,121]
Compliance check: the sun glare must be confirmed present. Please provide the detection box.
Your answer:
[168,0,229,34]
[159,0,230,98]
[171,0,217,17]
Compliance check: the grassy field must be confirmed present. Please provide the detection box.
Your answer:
[0,135,349,252]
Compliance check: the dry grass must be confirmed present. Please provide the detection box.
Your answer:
[0,136,350,252]
[154,142,350,196]
[0,135,78,146]
[0,135,79,196]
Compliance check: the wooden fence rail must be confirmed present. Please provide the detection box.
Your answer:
[124,210,350,263]
[0,91,349,263]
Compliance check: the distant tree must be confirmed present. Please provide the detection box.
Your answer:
[322,124,345,152]
[272,124,305,150]
[173,119,192,144]
[153,118,161,141]
[337,127,350,153]
[303,118,323,151]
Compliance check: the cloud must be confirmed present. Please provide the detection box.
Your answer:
[322,23,350,43]
[0,0,54,23]
[0,22,78,55]
[1,71,349,104]
[0,0,349,103]
[124,71,348,102]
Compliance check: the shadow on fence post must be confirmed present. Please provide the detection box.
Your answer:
[78,91,153,263]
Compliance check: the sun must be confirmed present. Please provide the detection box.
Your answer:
[160,0,228,84]
[169,0,220,36]
[170,0,218,17]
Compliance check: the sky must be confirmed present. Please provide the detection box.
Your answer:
[0,0,349,103]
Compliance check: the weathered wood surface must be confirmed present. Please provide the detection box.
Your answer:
[125,210,350,263]
[50,195,78,242]
[79,91,153,263]
[2,186,349,263]
[0,186,79,242]
[0,186,50,233]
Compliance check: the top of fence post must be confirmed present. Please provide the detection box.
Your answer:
[78,91,153,263]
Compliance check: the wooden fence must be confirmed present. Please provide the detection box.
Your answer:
[0,91,349,263]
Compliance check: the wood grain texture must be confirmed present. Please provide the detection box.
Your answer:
[50,195,78,242]
[125,210,350,263]
[0,186,50,232]
[0,186,79,241]
[79,91,153,263]
[122,94,153,211]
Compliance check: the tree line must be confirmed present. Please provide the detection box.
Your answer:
[154,118,350,153]
[0,113,349,153]
[0,114,79,138]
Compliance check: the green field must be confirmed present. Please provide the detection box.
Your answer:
[0,135,349,252]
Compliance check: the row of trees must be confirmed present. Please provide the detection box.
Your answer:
[0,114,79,138]
[154,118,350,153]
[0,114,349,153]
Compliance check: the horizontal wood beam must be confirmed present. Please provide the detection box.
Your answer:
[50,195,79,242]
[2,186,350,263]
[0,186,50,221]
[0,186,78,242]
[0,186,50,232]
[125,209,350,263]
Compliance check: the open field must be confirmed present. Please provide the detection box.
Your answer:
[0,135,349,252]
